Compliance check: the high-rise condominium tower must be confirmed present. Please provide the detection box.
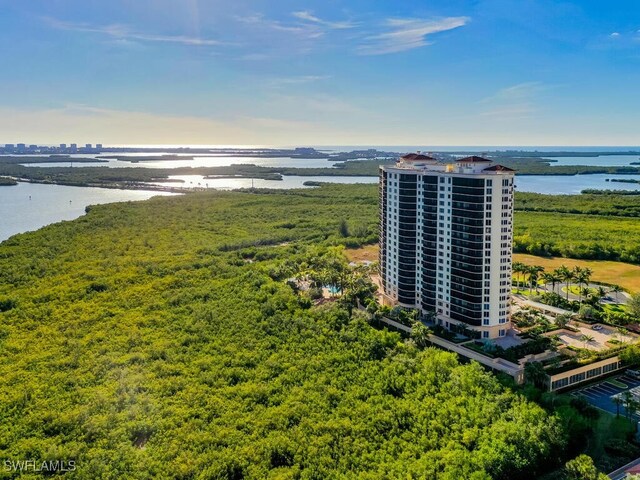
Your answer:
[379,154,515,339]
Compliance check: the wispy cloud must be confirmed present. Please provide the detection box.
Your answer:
[479,105,537,118]
[239,53,272,61]
[45,17,222,46]
[268,75,331,86]
[234,12,466,56]
[480,82,546,104]
[479,82,547,119]
[291,11,357,30]
[589,29,640,50]
[358,17,470,55]
[235,13,325,40]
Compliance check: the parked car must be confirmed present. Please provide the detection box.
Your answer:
[592,325,603,331]
[626,369,640,379]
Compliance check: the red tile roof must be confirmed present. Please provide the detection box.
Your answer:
[483,164,515,172]
[401,153,436,161]
[456,155,492,163]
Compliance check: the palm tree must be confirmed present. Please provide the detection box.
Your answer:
[573,266,584,301]
[614,395,623,417]
[512,262,526,290]
[553,267,568,295]
[631,398,639,431]
[524,361,548,388]
[555,314,571,329]
[617,327,628,344]
[557,265,573,301]
[528,266,544,294]
[542,271,561,294]
[581,286,592,303]
[623,391,638,424]
[411,321,432,349]
[611,284,622,303]
[574,267,593,303]
[580,334,595,349]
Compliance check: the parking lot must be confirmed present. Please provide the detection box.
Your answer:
[571,373,640,421]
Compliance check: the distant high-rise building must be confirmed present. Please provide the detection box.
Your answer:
[16,143,26,152]
[379,154,515,339]
[96,144,103,150]
[60,143,67,150]
[85,144,92,149]
[70,143,78,152]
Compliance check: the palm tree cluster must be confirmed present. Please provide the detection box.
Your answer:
[513,263,621,307]
[283,247,379,316]
[512,262,546,294]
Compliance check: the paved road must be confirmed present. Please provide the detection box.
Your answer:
[543,282,630,305]
[571,373,640,421]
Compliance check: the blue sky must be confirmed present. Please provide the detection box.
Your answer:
[1,0,639,146]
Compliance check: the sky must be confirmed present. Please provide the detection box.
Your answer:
[1,0,639,146]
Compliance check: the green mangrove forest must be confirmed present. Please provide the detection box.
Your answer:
[0,184,625,479]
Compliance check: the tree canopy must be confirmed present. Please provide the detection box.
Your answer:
[0,186,566,479]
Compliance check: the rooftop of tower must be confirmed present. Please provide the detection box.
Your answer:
[386,152,515,175]
[456,155,493,163]
[483,164,516,172]
[401,153,437,162]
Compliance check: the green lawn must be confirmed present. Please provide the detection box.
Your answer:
[604,304,628,314]
[514,254,640,293]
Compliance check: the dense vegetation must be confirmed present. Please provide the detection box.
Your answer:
[0,177,17,186]
[494,157,640,175]
[581,189,640,195]
[610,178,640,184]
[0,161,384,187]
[0,186,569,479]
[513,211,640,263]
[516,192,640,217]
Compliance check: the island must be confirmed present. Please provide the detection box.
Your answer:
[0,176,17,186]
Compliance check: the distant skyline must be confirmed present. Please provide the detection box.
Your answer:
[1,0,639,145]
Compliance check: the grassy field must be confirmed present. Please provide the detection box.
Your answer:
[344,246,640,293]
[344,243,378,263]
[514,211,640,263]
[514,254,640,293]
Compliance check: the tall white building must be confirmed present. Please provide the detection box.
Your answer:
[379,154,515,339]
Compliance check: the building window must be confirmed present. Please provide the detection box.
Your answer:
[483,331,489,339]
